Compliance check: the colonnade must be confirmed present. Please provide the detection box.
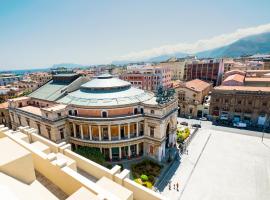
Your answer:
[72,122,142,141]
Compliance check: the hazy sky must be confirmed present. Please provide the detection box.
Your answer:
[1,0,270,69]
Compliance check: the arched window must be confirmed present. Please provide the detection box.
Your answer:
[134,108,138,114]
[74,110,78,116]
[102,111,108,118]
[140,108,144,114]
[68,110,73,115]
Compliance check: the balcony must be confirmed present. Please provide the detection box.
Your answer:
[70,134,145,145]
[68,113,143,122]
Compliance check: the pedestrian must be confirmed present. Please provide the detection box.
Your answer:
[176,182,179,191]
[173,184,175,190]
[169,182,171,190]
[186,149,189,155]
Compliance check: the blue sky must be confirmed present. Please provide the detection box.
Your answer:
[0,0,270,69]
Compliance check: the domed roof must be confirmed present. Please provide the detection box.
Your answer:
[81,74,131,91]
[58,74,155,107]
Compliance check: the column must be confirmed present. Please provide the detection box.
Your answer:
[128,145,131,159]
[136,143,139,156]
[89,125,92,140]
[108,125,111,141]
[119,147,122,160]
[118,124,121,140]
[72,123,76,137]
[136,122,139,137]
[98,125,101,141]
[80,124,84,139]
[109,148,112,161]
[128,123,130,138]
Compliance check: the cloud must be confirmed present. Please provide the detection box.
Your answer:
[115,23,270,61]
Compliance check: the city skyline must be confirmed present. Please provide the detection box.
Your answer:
[1,0,270,69]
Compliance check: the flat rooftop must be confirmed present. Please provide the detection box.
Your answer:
[180,129,270,200]
[19,106,42,116]
[214,85,270,92]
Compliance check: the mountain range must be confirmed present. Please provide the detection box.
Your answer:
[112,32,270,64]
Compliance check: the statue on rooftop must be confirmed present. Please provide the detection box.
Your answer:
[156,86,175,104]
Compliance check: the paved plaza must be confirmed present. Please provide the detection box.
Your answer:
[159,119,270,200]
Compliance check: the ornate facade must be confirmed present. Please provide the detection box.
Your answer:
[8,74,177,162]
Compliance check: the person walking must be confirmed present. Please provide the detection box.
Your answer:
[176,182,179,191]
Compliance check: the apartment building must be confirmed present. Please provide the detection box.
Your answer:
[175,79,212,118]
[156,57,186,81]
[121,65,172,91]
[210,86,270,128]
[184,59,224,86]
[0,73,22,86]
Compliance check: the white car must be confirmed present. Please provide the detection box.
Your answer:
[199,117,207,121]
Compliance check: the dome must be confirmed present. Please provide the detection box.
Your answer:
[80,74,131,91]
[58,74,155,107]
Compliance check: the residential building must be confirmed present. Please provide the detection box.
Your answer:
[210,86,270,128]
[184,59,224,86]
[222,74,245,86]
[222,69,270,87]
[27,72,52,86]
[0,102,11,128]
[0,73,22,86]
[121,65,172,91]
[175,79,212,118]
[0,86,21,103]
[8,73,177,162]
[11,79,40,92]
[0,125,165,200]
[156,57,186,81]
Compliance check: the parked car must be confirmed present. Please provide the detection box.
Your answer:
[199,117,207,121]
[192,124,201,128]
[233,121,247,128]
[180,121,188,126]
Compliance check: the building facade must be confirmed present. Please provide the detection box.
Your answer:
[0,74,22,86]
[8,74,177,162]
[121,65,172,91]
[210,86,270,128]
[156,58,186,81]
[184,59,224,86]
[0,102,11,128]
[175,79,212,118]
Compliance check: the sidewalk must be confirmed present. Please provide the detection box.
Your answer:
[159,129,211,199]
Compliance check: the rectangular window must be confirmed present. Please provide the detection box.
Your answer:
[60,128,64,139]
[150,127,155,137]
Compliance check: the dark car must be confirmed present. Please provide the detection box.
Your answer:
[180,121,188,126]
[192,124,201,128]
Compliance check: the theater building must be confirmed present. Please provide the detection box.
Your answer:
[8,74,177,162]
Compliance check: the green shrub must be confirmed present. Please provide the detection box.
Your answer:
[74,146,105,165]
[177,127,190,143]
[134,178,143,185]
[131,159,162,188]
[140,174,148,181]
